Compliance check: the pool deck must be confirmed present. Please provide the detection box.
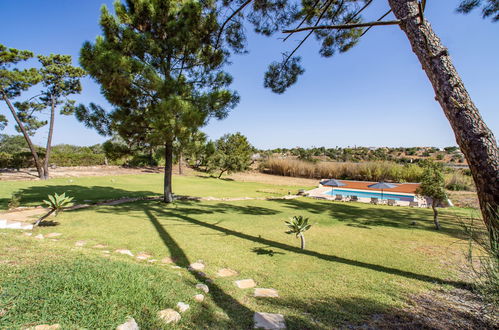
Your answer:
[305,180,430,207]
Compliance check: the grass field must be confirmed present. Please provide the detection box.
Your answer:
[0,173,479,329]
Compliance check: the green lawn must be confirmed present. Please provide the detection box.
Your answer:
[0,174,475,329]
[0,173,312,210]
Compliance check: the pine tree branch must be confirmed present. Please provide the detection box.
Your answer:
[283,20,400,33]
[360,9,392,37]
[216,0,254,47]
[283,0,324,42]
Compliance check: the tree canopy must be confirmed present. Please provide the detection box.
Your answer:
[77,0,239,202]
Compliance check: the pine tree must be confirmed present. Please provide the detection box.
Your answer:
[76,0,239,203]
[219,0,498,248]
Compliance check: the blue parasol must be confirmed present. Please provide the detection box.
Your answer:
[367,181,398,200]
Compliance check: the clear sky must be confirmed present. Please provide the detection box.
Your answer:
[0,0,497,149]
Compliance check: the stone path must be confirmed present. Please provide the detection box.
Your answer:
[116,317,139,330]
[254,288,279,298]
[19,231,286,328]
[254,312,286,329]
[235,279,257,289]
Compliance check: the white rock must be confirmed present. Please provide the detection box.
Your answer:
[136,253,152,260]
[75,240,86,247]
[176,302,190,313]
[115,249,134,257]
[195,283,209,293]
[194,294,204,302]
[34,234,44,240]
[157,308,181,324]
[253,312,286,329]
[116,317,139,330]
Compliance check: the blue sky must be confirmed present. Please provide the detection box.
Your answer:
[0,0,497,149]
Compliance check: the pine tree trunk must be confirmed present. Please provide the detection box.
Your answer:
[388,0,499,246]
[1,92,44,179]
[42,96,56,180]
[432,199,440,230]
[163,141,174,203]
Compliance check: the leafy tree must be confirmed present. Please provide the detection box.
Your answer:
[219,0,498,247]
[1,46,85,179]
[76,0,239,202]
[0,134,29,154]
[285,215,312,249]
[209,132,253,178]
[416,161,447,230]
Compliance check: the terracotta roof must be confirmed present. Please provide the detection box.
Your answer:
[321,179,420,194]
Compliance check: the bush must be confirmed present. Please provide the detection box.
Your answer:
[260,158,424,182]
[445,173,474,191]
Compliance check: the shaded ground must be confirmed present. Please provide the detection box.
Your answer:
[348,288,497,329]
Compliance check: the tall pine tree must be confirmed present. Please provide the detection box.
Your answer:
[218,0,498,248]
[77,0,239,202]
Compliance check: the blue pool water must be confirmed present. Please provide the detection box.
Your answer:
[325,189,414,201]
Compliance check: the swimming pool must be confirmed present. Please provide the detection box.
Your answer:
[325,189,415,201]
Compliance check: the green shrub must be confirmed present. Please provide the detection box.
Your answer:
[8,192,22,209]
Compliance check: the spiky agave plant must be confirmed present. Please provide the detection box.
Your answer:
[33,192,74,226]
[285,215,312,250]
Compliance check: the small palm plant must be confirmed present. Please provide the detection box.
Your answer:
[285,215,312,250]
[33,193,74,226]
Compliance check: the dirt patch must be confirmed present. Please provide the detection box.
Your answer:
[0,165,168,181]
[348,288,497,329]
[448,191,480,209]
[226,171,318,187]
[0,208,47,222]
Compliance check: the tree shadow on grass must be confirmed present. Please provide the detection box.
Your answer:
[0,185,159,210]
[133,202,468,289]
[270,198,474,240]
[143,208,254,328]
[265,290,496,329]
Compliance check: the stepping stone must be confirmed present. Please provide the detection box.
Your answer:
[161,257,174,264]
[194,294,204,302]
[195,283,209,293]
[217,268,238,277]
[235,279,256,289]
[157,308,181,324]
[102,250,111,254]
[254,288,279,298]
[148,259,158,263]
[136,253,152,260]
[45,233,62,238]
[24,232,33,237]
[30,325,61,330]
[50,239,59,242]
[176,302,190,313]
[34,234,44,240]
[188,262,205,271]
[171,265,182,269]
[115,249,134,257]
[253,312,286,329]
[116,317,139,330]
[93,244,108,249]
[75,240,86,247]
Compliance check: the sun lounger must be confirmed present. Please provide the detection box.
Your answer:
[387,199,397,206]
[350,196,359,202]
[409,201,419,207]
[335,194,344,201]
[370,197,379,205]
